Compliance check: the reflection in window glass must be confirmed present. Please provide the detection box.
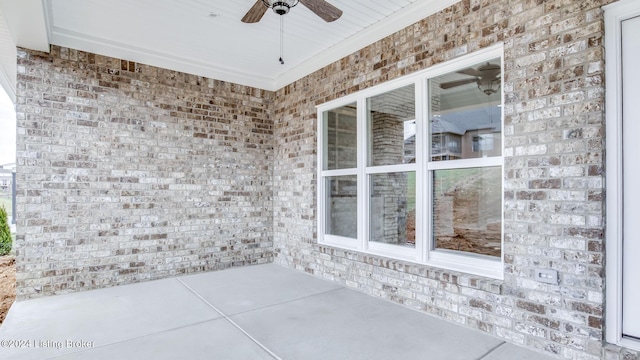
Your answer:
[432,167,502,257]
[324,104,357,170]
[368,84,416,166]
[326,176,357,239]
[429,58,502,161]
[370,172,416,247]
[472,135,494,152]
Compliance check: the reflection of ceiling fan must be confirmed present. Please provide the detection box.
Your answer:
[242,0,343,23]
[439,63,501,95]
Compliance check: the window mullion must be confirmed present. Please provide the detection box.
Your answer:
[321,168,358,177]
[419,77,430,263]
[317,107,326,244]
[426,156,503,170]
[365,164,415,174]
[357,97,368,251]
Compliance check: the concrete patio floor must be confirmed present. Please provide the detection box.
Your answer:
[0,263,556,360]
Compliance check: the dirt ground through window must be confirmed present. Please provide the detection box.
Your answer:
[0,255,16,325]
[433,169,502,257]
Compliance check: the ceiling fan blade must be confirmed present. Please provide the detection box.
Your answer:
[300,0,343,22]
[242,0,268,23]
[439,78,477,89]
[456,68,480,77]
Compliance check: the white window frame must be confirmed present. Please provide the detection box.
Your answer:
[604,0,640,351]
[317,44,504,279]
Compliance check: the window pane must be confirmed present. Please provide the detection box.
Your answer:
[326,175,357,238]
[429,59,501,161]
[368,85,416,166]
[433,167,502,257]
[370,172,416,247]
[323,103,357,170]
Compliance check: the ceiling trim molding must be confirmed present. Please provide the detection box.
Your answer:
[41,0,53,47]
[0,3,16,102]
[49,26,279,91]
[0,0,49,52]
[274,0,460,89]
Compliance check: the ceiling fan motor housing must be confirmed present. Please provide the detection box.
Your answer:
[263,0,300,15]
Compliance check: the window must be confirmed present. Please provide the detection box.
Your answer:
[322,103,358,241]
[318,45,503,278]
[368,85,416,249]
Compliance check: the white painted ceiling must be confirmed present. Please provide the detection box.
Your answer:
[0,0,459,92]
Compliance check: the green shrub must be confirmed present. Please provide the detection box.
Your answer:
[0,205,11,256]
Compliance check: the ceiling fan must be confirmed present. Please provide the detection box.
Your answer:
[242,0,343,23]
[439,63,501,95]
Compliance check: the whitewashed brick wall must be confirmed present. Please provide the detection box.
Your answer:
[15,46,274,299]
[272,0,637,359]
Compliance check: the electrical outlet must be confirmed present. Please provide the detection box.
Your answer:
[535,269,559,285]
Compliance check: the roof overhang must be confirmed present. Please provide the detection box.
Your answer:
[0,0,50,102]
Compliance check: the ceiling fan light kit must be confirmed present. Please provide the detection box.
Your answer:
[242,0,343,23]
[439,62,501,95]
[477,78,500,95]
[262,0,300,15]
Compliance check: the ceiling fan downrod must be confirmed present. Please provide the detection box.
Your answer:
[279,16,285,64]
